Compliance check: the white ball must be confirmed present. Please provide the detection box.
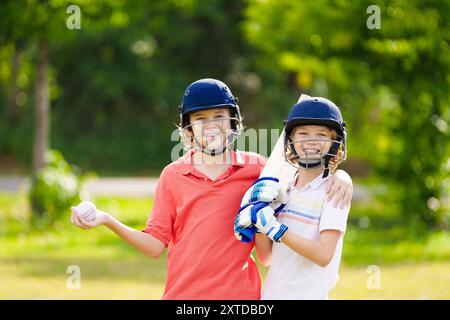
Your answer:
[76,201,97,222]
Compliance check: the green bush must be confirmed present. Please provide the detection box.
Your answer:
[29,150,81,229]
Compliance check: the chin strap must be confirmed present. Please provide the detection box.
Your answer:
[199,145,227,156]
[322,140,340,178]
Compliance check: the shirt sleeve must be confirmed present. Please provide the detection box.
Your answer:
[319,199,350,234]
[142,167,177,247]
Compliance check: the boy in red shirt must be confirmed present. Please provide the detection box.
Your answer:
[70,78,353,299]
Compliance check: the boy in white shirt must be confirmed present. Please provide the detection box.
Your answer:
[236,96,350,299]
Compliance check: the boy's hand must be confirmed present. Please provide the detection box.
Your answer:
[240,177,288,214]
[235,199,287,230]
[326,169,353,208]
[70,207,109,230]
[241,177,281,204]
[234,202,260,242]
[235,204,253,230]
[252,204,288,243]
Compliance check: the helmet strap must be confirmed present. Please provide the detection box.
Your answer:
[322,141,340,178]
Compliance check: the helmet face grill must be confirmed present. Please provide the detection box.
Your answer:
[180,117,242,155]
[285,138,345,170]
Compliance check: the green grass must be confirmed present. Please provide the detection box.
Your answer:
[1,192,449,299]
[0,192,166,299]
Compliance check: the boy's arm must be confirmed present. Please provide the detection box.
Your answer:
[281,191,350,267]
[254,233,272,267]
[250,198,349,267]
[280,230,340,267]
[326,169,353,208]
[71,209,165,259]
[103,213,166,259]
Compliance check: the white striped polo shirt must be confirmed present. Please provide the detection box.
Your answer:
[262,172,350,300]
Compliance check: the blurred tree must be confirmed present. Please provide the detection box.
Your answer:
[243,0,449,229]
[0,0,129,222]
[49,0,250,174]
[0,0,251,176]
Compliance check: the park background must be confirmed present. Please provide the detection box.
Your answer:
[0,0,449,299]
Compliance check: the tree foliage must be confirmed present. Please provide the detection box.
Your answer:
[0,0,448,228]
[243,0,450,229]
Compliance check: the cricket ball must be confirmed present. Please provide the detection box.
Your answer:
[76,201,97,222]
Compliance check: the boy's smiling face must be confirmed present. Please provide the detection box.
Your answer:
[188,108,232,152]
[290,125,334,160]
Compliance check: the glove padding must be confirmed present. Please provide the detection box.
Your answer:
[241,177,284,205]
[234,202,264,243]
[252,204,288,243]
[234,202,288,243]
[234,177,289,243]
[240,177,288,217]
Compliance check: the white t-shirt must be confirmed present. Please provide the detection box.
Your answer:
[262,173,350,300]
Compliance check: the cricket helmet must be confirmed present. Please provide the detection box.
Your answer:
[179,78,242,131]
[179,78,243,155]
[283,96,347,177]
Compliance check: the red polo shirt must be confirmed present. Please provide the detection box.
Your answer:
[143,149,266,299]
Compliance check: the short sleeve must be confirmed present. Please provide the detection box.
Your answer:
[319,199,350,234]
[142,167,177,246]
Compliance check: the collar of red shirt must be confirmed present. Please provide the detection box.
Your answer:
[175,149,246,175]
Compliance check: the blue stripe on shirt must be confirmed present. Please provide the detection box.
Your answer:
[280,208,321,221]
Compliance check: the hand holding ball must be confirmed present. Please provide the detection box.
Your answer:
[75,201,97,222]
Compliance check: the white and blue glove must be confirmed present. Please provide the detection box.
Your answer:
[234,202,262,243]
[234,177,289,243]
[252,204,288,243]
[240,177,287,215]
[241,177,280,203]
[234,202,288,243]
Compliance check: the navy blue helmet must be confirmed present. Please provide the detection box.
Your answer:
[179,78,243,155]
[284,96,347,177]
[179,78,242,130]
[284,97,346,141]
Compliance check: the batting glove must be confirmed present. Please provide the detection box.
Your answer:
[241,177,280,203]
[234,202,266,242]
[252,204,288,243]
[240,177,287,214]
